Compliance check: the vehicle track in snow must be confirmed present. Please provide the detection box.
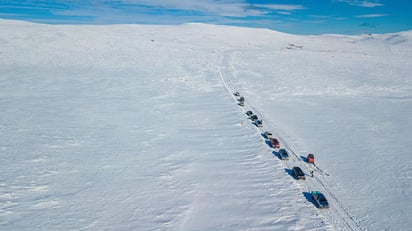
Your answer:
[217,49,366,231]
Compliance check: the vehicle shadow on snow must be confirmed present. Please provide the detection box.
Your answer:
[300,155,307,162]
[284,168,295,179]
[272,151,282,160]
[265,140,273,148]
[302,192,317,208]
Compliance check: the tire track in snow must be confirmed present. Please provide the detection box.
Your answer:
[218,49,365,231]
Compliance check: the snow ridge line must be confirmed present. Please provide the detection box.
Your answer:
[217,49,365,231]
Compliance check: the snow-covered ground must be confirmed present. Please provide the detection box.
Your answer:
[1,19,411,230]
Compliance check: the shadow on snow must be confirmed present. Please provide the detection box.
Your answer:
[284,168,295,179]
[273,151,284,160]
[302,192,318,208]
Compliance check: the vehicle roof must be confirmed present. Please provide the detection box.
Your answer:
[311,191,323,195]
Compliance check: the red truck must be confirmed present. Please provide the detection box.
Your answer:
[307,153,315,164]
[270,138,280,149]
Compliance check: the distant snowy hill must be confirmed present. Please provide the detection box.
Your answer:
[1,19,411,230]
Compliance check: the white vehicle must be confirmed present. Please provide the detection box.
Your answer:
[264,131,273,139]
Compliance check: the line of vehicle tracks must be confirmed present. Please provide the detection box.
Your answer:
[217,49,366,231]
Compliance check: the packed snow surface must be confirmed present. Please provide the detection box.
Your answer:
[1,19,411,230]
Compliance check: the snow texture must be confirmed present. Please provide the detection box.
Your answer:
[1,19,411,230]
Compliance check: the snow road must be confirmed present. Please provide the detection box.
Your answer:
[217,34,412,231]
[219,50,364,231]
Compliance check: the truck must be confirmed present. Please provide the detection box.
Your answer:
[311,191,329,209]
[307,153,315,164]
[270,138,280,149]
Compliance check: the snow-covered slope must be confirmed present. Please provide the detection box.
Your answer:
[0,19,411,230]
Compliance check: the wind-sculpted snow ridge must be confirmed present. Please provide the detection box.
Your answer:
[1,19,411,230]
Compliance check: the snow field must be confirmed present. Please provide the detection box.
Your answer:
[1,19,412,230]
[224,34,412,230]
[0,20,331,230]
[220,63,363,231]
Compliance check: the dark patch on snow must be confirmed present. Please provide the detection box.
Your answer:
[265,140,272,148]
[384,34,407,45]
[272,150,279,158]
[302,192,317,207]
[284,168,295,179]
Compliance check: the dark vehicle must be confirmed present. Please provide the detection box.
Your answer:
[239,101,244,106]
[234,92,240,96]
[270,138,280,149]
[278,148,289,160]
[307,153,315,164]
[245,111,253,117]
[264,131,273,139]
[255,119,263,127]
[238,96,244,102]
[292,167,305,180]
[311,191,329,209]
[250,115,258,121]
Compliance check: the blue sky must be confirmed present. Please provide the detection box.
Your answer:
[1,0,411,34]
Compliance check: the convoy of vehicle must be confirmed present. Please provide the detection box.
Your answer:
[234,92,328,209]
